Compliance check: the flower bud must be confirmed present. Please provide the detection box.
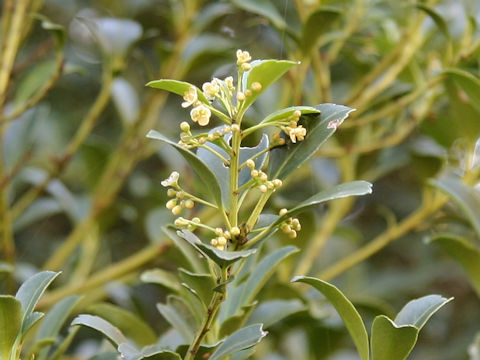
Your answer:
[184,199,194,209]
[215,228,224,236]
[259,184,268,193]
[251,82,262,91]
[231,226,240,236]
[172,205,182,215]
[166,199,177,210]
[279,208,288,216]
[217,236,227,246]
[246,159,255,169]
[167,188,177,197]
[180,121,190,132]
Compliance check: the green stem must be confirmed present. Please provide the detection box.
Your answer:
[184,267,228,360]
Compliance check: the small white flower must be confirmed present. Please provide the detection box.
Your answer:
[202,79,220,100]
[161,171,179,187]
[225,76,235,91]
[285,125,307,143]
[182,86,198,108]
[236,49,251,65]
[190,105,211,126]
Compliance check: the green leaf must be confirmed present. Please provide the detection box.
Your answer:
[371,315,418,360]
[259,106,320,125]
[177,230,257,267]
[119,343,182,360]
[429,172,480,236]
[301,8,342,54]
[230,0,286,29]
[147,130,223,208]
[269,103,355,180]
[71,314,128,346]
[240,59,298,112]
[15,271,60,332]
[145,79,209,104]
[0,296,22,360]
[429,233,480,296]
[157,296,196,343]
[246,299,305,328]
[178,268,215,307]
[162,226,207,274]
[219,246,298,322]
[87,303,157,347]
[444,69,480,113]
[291,276,369,360]
[394,295,453,329]
[140,268,181,293]
[209,324,268,360]
[34,14,66,47]
[35,295,82,360]
[22,312,45,335]
[271,181,372,228]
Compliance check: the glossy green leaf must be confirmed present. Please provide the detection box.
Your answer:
[301,8,342,54]
[240,59,298,112]
[147,130,223,207]
[209,324,267,360]
[219,246,298,322]
[444,69,480,113]
[87,303,156,347]
[119,343,182,360]
[371,315,418,360]
[71,314,128,346]
[394,295,453,329]
[36,295,81,360]
[162,226,207,274]
[246,299,305,328]
[0,296,22,360]
[145,79,208,104]
[15,271,60,332]
[271,181,372,228]
[178,268,215,306]
[259,106,320,125]
[231,0,286,29]
[429,172,480,236]
[140,268,181,293]
[177,230,257,267]
[269,103,355,180]
[429,233,480,296]
[22,312,45,335]
[157,296,196,343]
[291,276,369,360]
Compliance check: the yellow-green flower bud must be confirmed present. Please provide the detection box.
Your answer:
[172,205,182,215]
[167,188,177,197]
[184,199,194,209]
[246,159,255,169]
[166,199,177,210]
[180,121,190,132]
[231,226,240,236]
[259,184,268,193]
[279,208,288,216]
[215,228,223,236]
[217,236,227,246]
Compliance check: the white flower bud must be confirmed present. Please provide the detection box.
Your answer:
[231,124,240,132]
[231,227,240,236]
[279,208,288,216]
[172,205,182,215]
[215,228,224,236]
[166,199,177,210]
[288,230,297,239]
[210,238,218,246]
[259,184,268,193]
[167,188,177,197]
[184,199,194,209]
[180,121,190,132]
[251,82,262,91]
[241,63,251,71]
[273,179,283,188]
[246,159,255,169]
[251,169,259,178]
[217,236,227,246]
[236,92,246,101]
[176,191,185,199]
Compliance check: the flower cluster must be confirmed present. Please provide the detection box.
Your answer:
[178,123,237,150]
[279,208,302,239]
[246,159,282,193]
[161,172,195,215]
[281,110,307,143]
[210,226,240,251]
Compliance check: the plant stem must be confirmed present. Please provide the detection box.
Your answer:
[229,130,241,227]
[184,267,228,360]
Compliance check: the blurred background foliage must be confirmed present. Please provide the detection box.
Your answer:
[1,0,480,359]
